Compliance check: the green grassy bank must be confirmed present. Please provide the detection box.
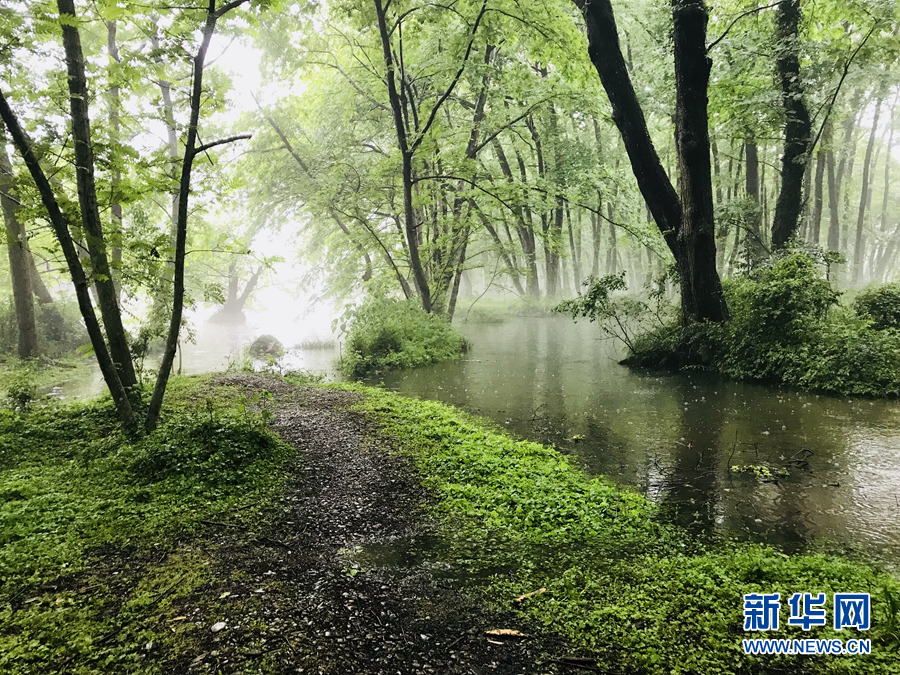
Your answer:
[0,375,291,673]
[352,385,900,674]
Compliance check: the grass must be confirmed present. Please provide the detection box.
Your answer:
[349,385,900,674]
[292,337,336,350]
[0,375,292,673]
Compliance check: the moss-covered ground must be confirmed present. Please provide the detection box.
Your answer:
[350,385,900,674]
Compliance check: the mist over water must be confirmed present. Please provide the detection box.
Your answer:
[52,302,900,564]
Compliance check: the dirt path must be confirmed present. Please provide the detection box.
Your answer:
[168,374,573,674]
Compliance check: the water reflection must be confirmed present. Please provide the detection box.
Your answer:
[49,312,900,562]
[378,317,900,562]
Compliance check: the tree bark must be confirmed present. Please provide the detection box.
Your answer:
[0,132,39,358]
[672,0,727,323]
[770,0,812,249]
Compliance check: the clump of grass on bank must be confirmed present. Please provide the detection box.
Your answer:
[0,375,291,672]
[622,253,900,397]
[350,385,900,674]
[339,298,468,378]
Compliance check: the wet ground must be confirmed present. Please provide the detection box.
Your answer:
[48,375,585,674]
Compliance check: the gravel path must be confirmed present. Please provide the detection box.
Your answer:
[173,374,575,675]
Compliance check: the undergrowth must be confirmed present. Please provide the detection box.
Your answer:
[0,375,291,673]
[623,253,900,397]
[351,385,900,674]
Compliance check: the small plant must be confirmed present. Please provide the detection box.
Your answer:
[6,375,37,411]
[729,464,789,480]
[554,270,676,353]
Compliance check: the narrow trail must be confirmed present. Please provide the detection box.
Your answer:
[167,374,573,674]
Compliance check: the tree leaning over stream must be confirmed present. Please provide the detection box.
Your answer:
[0,0,255,432]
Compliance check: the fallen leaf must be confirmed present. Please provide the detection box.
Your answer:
[219,591,231,599]
[514,588,546,602]
[485,629,526,637]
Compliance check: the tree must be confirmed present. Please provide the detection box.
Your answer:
[770,0,812,249]
[0,0,253,431]
[572,0,728,325]
[0,131,39,359]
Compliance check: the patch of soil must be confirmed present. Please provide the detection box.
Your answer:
[160,375,579,674]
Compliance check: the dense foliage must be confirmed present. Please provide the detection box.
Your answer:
[340,299,468,377]
[854,283,900,331]
[625,253,900,396]
[355,386,900,674]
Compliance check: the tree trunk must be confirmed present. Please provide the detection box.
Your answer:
[744,130,765,260]
[566,204,582,292]
[58,0,137,391]
[810,135,826,246]
[513,146,540,297]
[671,0,729,323]
[146,0,251,432]
[0,132,39,358]
[107,20,123,301]
[572,0,728,324]
[606,201,619,273]
[853,97,882,284]
[771,0,812,249]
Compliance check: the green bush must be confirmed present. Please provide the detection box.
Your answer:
[340,299,468,377]
[127,412,283,485]
[625,253,900,397]
[853,283,900,331]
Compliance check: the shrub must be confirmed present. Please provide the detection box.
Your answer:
[340,299,468,377]
[554,271,676,355]
[853,282,900,331]
[623,252,900,397]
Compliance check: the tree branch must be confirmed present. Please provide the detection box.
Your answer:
[410,0,488,154]
[707,1,787,52]
[194,133,252,155]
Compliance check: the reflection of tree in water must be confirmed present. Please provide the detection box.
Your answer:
[657,381,724,536]
[530,320,569,445]
[657,381,831,550]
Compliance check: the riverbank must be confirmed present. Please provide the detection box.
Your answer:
[1,374,898,673]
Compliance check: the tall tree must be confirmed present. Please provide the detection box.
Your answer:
[572,0,728,325]
[0,131,38,359]
[771,0,812,249]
